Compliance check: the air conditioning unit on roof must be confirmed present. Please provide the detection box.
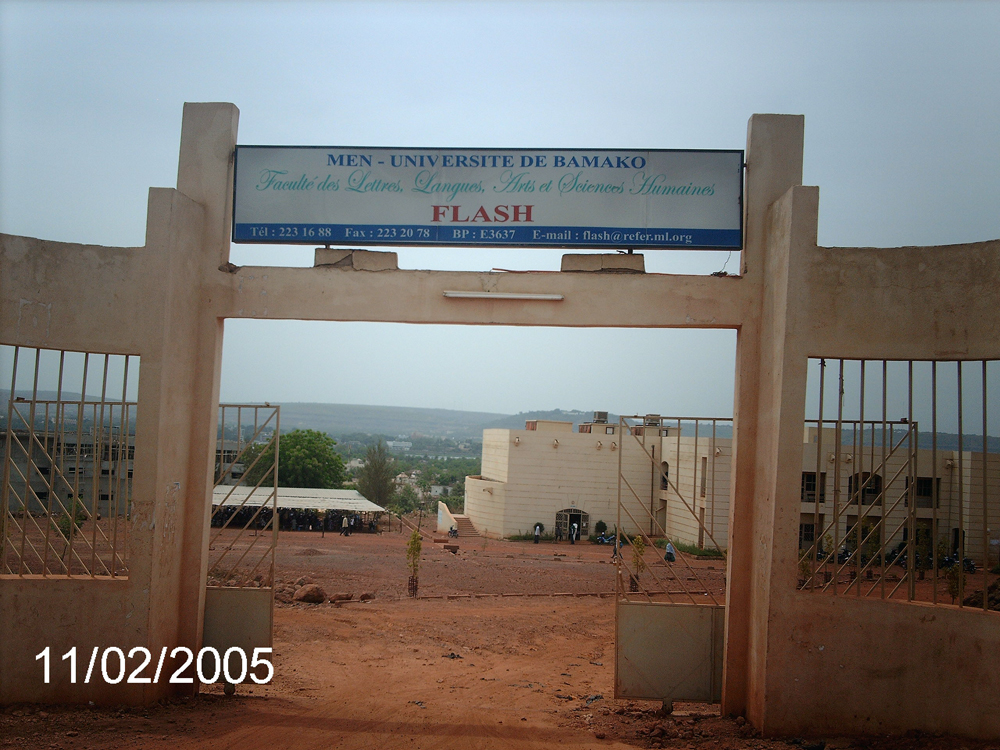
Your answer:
[593,411,608,424]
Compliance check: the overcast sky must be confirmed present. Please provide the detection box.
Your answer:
[2,1,998,418]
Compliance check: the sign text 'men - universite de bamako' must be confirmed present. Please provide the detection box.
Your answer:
[232,147,743,249]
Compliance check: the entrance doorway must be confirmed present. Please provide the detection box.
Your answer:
[555,508,589,541]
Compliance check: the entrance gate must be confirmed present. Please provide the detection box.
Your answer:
[614,415,730,703]
[7,104,998,739]
[202,404,279,669]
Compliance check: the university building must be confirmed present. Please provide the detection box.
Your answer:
[464,415,1000,566]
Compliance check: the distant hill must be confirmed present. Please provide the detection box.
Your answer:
[4,390,999,451]
[271,402,508,440]
[483,409,611,431]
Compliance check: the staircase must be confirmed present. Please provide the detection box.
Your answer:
[398,514,435,540]
[450,514,481,538]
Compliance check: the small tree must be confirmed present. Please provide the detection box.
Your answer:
[406,528,422,577]
[947,565,963,604]
[406,529,422,597]
[594,520,608,536]
[55,498,88,542]
[55,498,89,566]
[631,536,647,585]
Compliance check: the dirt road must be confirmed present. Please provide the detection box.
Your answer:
[2,531,995,749]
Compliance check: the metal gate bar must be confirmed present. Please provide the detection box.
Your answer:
[615,415,730,606]
[207,404,279,588]
[800,358,999,612]
[2,345,137,578]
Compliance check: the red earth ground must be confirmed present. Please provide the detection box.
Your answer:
[2,528,997,750]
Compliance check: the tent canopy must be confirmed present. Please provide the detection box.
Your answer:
[212,485,384,513]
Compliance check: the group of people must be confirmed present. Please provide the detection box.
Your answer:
[210,505,380,534]
[531,522,581,544]
[526,519,680,564]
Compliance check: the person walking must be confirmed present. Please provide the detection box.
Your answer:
[534,524,541,544]
[664,541,676,563]
[570,522,577,545]
[341,515,349,536]
[612,535,623,561]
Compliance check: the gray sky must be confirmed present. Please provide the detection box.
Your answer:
[2,1,998,417]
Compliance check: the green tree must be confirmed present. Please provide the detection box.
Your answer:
[391,484,420,514]
[357,440,395,507]
[243,429,346,489]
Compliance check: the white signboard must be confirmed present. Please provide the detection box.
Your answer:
[233,147,743,249]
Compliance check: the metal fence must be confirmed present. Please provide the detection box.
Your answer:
[799,358,1000,612]
[207,404,279,589]
[616,415,731,606]
[1,345,137,577]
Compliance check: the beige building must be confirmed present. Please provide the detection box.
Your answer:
[467,419,1000,568]
[465,415,730,544]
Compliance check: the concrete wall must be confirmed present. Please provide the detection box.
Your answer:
[464,475,506,538]
[732,165,1000,736]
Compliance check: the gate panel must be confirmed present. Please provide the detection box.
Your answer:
[616,601,724,702]
[204,404,279,661]
[208,404,279,588]
[2,346,137,578]
[614,415,730,701]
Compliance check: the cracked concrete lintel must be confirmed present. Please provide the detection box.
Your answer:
[314,248,399,270]
[561,253,645,273]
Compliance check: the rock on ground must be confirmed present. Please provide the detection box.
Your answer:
[292,583,327,603]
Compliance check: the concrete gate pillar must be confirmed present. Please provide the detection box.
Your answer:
[0,103,237,703]
[722,114,805,719]
[149,102,239,686]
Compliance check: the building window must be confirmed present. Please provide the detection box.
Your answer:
[801,472,827,503]
[906,476,940,508]
[660,462,670,490]
[578,424,591,434]
[848,472,882,505]
[605,426,615,435]
[799,523,815,548]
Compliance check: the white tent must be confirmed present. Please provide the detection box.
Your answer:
[212,485,384,513]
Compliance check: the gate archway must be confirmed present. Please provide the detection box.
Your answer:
[6,103,998,739]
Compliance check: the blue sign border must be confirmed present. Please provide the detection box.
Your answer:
[232,146,744,251]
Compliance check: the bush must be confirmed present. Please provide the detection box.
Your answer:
[508,531,554,541]
[594,520,607,536]
[653,538,725,559]
[55,500,88,541]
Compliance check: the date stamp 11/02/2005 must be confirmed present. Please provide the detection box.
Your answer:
[35,646,273,686]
